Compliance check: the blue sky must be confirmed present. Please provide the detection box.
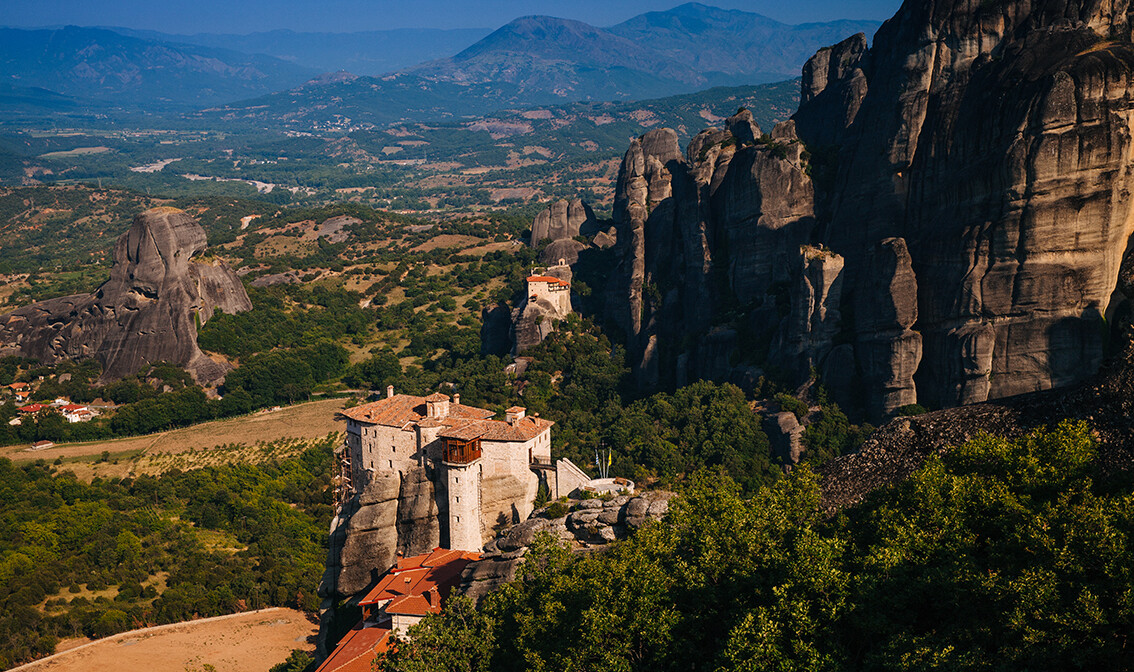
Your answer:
[0,0,902,33]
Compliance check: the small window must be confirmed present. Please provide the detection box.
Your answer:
[455,476,459,484]
[456,515,460,523]
[455,496,460,503]
[388,460,393,469]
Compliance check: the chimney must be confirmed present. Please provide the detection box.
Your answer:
[453,393,460,405]
[387,385,395,398]
[505,407,526,425]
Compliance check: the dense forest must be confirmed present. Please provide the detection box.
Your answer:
[380,421,1134,671]
[0,436,335,668]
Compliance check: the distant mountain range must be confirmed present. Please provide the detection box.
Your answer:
[106,27,493,76]
[207,3,879,128]
[0,26,314,107]
[1,3,879,124]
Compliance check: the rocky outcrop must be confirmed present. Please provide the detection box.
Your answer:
[606,111,818,393]
[530,198,595,247]
[818,333,1134,514]
[0,208,251,384]
[606,0,1134,419]
[316,466,441,655]
[459,491,674,604]
[764,411,805,465]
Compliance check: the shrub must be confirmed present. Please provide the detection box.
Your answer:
[545,502,569,519]
[774,393,808,420]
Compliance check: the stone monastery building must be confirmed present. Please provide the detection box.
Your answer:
[340,387,553,552]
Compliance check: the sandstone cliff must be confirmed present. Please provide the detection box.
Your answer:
[316,466,441,655]
[0,208,251,384]
[606,0,1134,418]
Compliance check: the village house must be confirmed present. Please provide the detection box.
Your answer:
[339,388,553,552]
[60,404,96,423]
[315,548,479,672]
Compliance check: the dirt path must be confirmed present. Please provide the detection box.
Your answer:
[8,608,316,672]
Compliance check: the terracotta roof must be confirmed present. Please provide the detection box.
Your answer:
[17,404,46,413]
[339,394,493,427]
[527,275,569,286]
[360,547,480,610]
[423,392,450,402]
[438,415,553,443]
[315,621,391,672]
[386,590,441,616]
[8,383,28,390]
[61,404,87,412]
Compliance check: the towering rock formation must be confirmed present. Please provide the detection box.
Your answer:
[0,208,251,384]
[606,0,1134,418]
[530,198,596,266]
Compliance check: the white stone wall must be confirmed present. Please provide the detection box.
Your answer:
[353,421,417,475]
[391,613,424,636]
[446,461,483,552]
[529,280,571,315]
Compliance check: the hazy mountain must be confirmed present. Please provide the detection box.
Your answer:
[0,26,315,108]
[107,27,493,76]
[210,3,878,127]
[425,3,880,93]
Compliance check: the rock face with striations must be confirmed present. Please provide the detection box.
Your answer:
[316,466,441,655]
[0,208,251,384]
[530,198,596,266]
[605,0,1134,418]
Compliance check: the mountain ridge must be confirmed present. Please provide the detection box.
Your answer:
[0,26,315,107]
[208,4,877,128]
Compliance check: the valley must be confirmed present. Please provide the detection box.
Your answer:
[5,0,1134,671]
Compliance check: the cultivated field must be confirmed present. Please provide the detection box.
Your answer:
[3,398,349,480]
[12,608,316,672]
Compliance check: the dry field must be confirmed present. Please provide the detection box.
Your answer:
[3,398,349,481]
[12,608,316,672]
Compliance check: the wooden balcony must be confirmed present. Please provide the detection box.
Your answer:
[443,437,482,465]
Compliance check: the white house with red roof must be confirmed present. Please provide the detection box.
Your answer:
[60,404,96,423]
[339,388,553,552]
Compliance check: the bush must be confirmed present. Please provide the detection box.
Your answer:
[544,502,569,519]
[773,393,808,420]
[895,403,929,416]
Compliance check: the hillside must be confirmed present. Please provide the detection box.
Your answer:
[0,26,314,107]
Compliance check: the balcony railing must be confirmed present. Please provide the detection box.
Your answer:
[529,456,554,470]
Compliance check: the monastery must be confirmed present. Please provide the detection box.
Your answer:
[339,388,560,551]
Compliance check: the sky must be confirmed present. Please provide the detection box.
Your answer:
[0,0,902,34]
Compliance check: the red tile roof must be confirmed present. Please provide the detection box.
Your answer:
[527,275,569,286]
[17,404,46,414]
[339,394,492,427]
[60,404,87,412]
[386,590,440,616]
[359,547,480,615]
[438,415,553,443]
[315,622,391,672]
[339,394,552,444]
[8,383,28,390]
